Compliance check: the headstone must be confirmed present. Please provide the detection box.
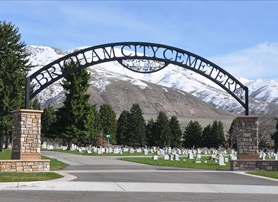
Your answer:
[174,154,180,161]
[275,154,278,161]
[153,155,158,160]
[196,154,201,160]
[42,142,47,149]
[230,155,237,161]
[168,147,172,154]
[193,150,197,155]
[130,148,135,153]
[218,154,225,166]
[113,148,119,154]
[97,148,102,154]
[144,149,149,155]
[262,153,266,160]
[170,154,174,161]
[136,148,142,153]
[164,154,170,160]
[87,150,92,154]
[188,152,194,159]
[47,145,54,150]
[225,157,229,163]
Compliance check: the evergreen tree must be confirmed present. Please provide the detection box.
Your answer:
[169,116,182,148]
[271,118,278,153]
[41,105,57,140]
[127,104,146,147]
[116,110,130,145]
[55,60,91,149]
[82,104,100,146]
[146,118,155,147]
[202,124,213,148]
[99,104,117,145]
[0,21,31,151]
[30,98,41,110]
[155,111,171,147]
[210,120,225,148]
[183,120,202,148]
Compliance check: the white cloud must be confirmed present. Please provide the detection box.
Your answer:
[209,42,278,80]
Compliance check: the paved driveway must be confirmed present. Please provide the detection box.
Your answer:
[1,151,278,202]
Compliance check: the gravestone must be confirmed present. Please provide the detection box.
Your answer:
[218,154,225,166]
[196,154,201,160]
[153,155,158,160]
[113,148,119,154]
[174,154,180,161]
[144,149,149,155]
[97,148,102,154]
[164,154,170,160]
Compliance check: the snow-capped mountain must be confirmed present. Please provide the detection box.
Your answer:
[26,45,278,116]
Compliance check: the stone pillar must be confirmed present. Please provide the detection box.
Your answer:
[12,109,43,160]
[235,116,259,160]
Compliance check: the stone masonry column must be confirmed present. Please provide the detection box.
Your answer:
[235,116,259,160]
[12,109,43,160]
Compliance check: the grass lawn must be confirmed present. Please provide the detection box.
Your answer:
[120,156,231,170]
[247,171,278,180]
[0,172,62,182]
[0,149,68,182]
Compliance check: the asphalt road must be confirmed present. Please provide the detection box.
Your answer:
[1,191,278,202]
[1,151,278,202]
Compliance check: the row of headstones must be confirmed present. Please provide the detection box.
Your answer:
[152,151,229,166]
[259,151,278,160]
[42,142,237,157]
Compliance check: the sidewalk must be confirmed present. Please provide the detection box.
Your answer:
[1,180,278,194]
[1,170,278,194]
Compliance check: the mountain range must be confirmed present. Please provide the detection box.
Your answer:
[26,45,278,128]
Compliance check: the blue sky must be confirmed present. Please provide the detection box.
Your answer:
[1,0,278,80]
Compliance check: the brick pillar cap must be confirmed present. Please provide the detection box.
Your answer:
[11,109,43,114]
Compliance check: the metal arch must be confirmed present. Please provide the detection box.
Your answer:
[25,42,249,115]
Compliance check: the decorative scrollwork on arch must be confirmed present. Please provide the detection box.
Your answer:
[26,42,249,115]
[118,59,169,73]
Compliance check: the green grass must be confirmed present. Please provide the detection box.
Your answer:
[120,156,231,170]
[247,171,278,180]
[0,172,62,182]
[0,149,12,160]
[42,156,68,171]
[0,149,68,171]
[0,149,68,182]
